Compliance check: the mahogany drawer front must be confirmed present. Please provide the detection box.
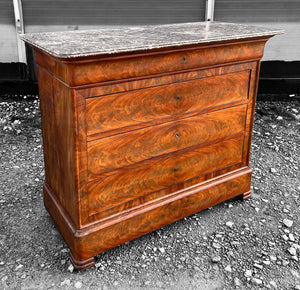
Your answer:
[77,62,257,101]
[87,135,244,215]
[39,40,264,86]
[87,105,247,177]
[85,70,250,136]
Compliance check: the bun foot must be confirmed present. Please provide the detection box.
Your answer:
[69,252,95,271]
[242,190,251,200]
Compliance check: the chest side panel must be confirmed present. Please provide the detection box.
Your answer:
[37,65,79,227]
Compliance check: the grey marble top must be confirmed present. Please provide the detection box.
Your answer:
[20,22,283,59]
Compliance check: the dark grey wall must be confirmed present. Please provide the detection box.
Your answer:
[214,0,300,22]
[0,0,14,24]
[22,0,206,25]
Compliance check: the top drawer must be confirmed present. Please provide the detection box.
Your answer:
[35,39,265,86]
[86,70,250,136]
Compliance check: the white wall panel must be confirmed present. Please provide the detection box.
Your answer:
[214,0,300,61]
[0,25,19,63]
[0,0,19,62]
[258,22,300,61]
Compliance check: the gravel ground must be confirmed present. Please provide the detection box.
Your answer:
[0,93,299,290]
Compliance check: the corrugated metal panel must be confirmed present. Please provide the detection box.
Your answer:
[22,0,206,25]
[0,0,15,24]
[214,0,300,22]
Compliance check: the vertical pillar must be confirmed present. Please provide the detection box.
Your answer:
[13,0,27,64]
[205,0,215,21]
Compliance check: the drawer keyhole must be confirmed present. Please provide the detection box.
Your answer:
[173,167,179,172]
[175,96,181,101]
[175,132,180,138]
[183,56,186,61]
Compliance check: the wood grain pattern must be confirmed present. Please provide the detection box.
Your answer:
[72,40,266,86]
[83,163,245,224]
[242,191,251,200]
[69,252,95,271]
[38,66,79,227]
[87,135,244,215]
[33,39,266,86]
[33,35,272,270]
[243,60,261,166]
[44,167,252,262]
[87,105,247,177]
[86,70,250,136]
[72,89,89,227]
[81,62,256,142]
[81,168,252,259]
[77,61,256,100]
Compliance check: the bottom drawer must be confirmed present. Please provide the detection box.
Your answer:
[87,134,244,215]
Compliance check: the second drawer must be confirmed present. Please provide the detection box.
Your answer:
[87,105,247,177]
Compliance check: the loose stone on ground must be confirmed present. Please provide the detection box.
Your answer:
[283,219,293,228]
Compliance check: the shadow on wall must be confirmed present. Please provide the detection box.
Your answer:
[258,61,300,94]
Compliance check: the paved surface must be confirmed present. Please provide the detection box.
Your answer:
[0,94,299,289]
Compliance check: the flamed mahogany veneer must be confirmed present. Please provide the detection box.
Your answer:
[20,22,282,270]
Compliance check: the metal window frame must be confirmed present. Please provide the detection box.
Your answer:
[205,0,215,21]
[13,0,27,64]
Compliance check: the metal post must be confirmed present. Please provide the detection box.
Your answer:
[13,0,27,63]
[205,0,215,22]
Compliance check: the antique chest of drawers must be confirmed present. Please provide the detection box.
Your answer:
[21,22,282,270]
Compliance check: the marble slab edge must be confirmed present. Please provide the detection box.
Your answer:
[20,22,284,59]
